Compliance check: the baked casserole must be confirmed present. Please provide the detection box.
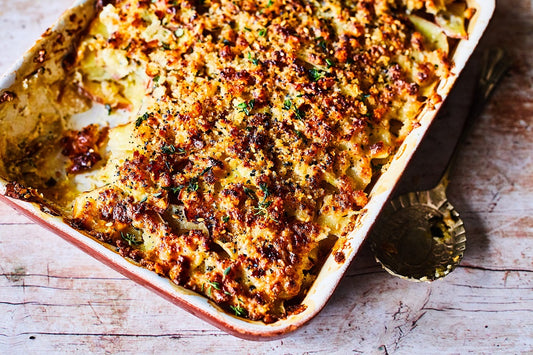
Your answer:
[0,0,473,323]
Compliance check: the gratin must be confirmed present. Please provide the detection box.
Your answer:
[1,0,470,322]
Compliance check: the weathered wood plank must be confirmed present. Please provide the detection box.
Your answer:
[0,203,38,225]
[0,0,532,353]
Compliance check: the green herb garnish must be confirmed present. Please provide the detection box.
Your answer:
[222,216,230,223]
[188,177,199,192]
[224,266,231,276]
[230,305,247,317]
[135,112,150,128]
[243,187,256,199]
[248,52,259,65]
[259,183,270,198]
[236,99,255,115]
[254,200,272,216]
[254,183,274,217]
[208,281,221,290]
[294,107,304,120]
[309,68,324,81]
[120,231,143,246]
[201,166,212,176]
[237,102,248,111]
[163,185,184,194]
[161,144,176,154]
[258,28,267,37]
[282,98,304,119]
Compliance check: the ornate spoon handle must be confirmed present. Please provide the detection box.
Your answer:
[437,48,511,191]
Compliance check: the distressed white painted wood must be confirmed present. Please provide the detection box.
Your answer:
[0,0,531,353]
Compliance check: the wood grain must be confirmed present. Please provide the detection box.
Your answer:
[0,0,532,353]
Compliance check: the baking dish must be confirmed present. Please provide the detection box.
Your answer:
[0,0,494,339]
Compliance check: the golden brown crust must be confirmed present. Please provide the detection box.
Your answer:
[64,0,457,321]
[6,0,465,321]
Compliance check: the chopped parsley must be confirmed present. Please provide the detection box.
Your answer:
[188,177,199,192]
[162,42,171,50]
[163,185,184,194]
[237,99,255,115]
[120,231,143,246]
[243,187,256,199]
[259,183,270,198]
[258,28,267,37]
[325,58,335,68]
[254,200,272,216]
[222,216,230,223]
[200,166,212,176]
[254,183,275,217]
[230,305,247,317]
[294,107,304,120]
[224,266,231,276]
[282,98,304,119]
[161,144,176,154]
[208,281,221,290]
[135,112,150,127]
[248,53,259,65]
[309,68,324,81]
[237,102,248,112]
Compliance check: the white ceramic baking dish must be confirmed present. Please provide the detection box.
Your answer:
[0,0,494,339]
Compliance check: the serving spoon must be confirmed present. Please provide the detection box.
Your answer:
[369,48,511,281]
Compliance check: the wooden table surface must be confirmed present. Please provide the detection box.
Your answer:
[0,1,531,353]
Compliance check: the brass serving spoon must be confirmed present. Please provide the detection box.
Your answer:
[369,48,511,281]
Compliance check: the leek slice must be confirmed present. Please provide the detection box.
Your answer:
[436,3,468,39]
[408,15,449,54]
